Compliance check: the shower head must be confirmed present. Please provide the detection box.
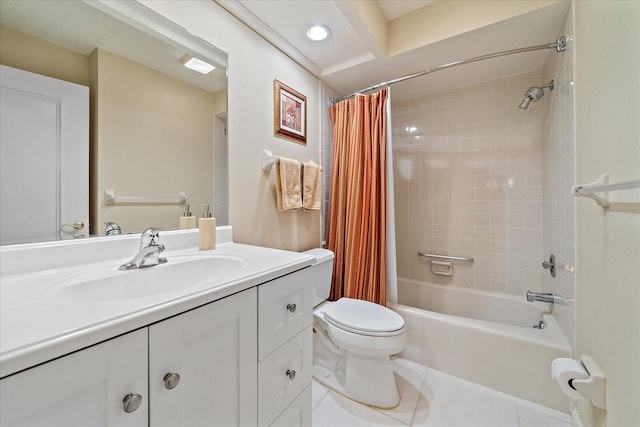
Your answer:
[518,97,533,109]
[518,80,554,109]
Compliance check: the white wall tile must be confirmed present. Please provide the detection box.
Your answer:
[392,72,547,296]
[541,10,575,351]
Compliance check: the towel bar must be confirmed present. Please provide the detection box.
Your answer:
[572,173,640,212]
[104,189,188,206]
[262,149,322,172]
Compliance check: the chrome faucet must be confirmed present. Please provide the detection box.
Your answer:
[119,228,167,270]
[526,290,556,304]
[104,222,122,236]
[542,254,556,277]
[527,290,573,306]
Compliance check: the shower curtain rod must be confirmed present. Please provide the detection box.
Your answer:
[330,36,568,105]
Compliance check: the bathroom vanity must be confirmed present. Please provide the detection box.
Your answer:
[0,227,314,426]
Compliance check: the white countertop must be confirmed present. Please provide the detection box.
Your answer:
[0,228,314,378]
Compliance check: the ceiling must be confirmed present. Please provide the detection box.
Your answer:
[219,0,570,101]
[1,0,570,101]
[377,0,435,20]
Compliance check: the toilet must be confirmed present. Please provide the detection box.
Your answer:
[304,248,407,409]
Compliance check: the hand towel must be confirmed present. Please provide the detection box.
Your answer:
[275,157,302,211]
[302,162,321,210]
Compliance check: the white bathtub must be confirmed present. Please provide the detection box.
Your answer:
[390,277,571,412]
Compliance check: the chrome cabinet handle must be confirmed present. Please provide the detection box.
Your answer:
[122,393,142,413]
[286,369,296,380]
[286,303,297,313]
[163,372,181,390]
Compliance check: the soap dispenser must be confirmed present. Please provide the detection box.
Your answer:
[179,204,196,229]
[198,204,216,250]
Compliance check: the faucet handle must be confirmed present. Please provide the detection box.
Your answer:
[104,222,122,236]
[141,227,162,247]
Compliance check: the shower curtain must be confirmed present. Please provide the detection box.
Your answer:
[326,88,397,306]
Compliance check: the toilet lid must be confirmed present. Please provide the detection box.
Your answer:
[323,298,405,336]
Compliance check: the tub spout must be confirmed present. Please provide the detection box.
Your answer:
[527,291,574,306]
[527,291,575,307]
[526,290,555,304]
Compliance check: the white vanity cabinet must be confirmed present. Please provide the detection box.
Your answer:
[0,266,313,427]
[149,287,257,426]
[0,328,149,427]
[0,289,256,427]
[257,267,313,426]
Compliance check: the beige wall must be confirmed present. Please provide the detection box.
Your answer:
[91,48,216,234]
[0,25,89,86]
[574,1,640,426]
[141,1,322,251]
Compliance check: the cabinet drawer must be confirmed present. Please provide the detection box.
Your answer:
[258,267,312,360]
[269,384,311,427]
[258,326,312,426]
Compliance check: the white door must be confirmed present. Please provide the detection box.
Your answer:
[0,65,88,245]
[149,288,258,426]
[0,328,148,427]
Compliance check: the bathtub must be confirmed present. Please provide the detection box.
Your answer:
[390,277,571,412]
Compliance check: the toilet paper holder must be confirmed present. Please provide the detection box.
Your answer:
[552,355,606,410]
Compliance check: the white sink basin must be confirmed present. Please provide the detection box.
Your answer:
[43,254,248,304]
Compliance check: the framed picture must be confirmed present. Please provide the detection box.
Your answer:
[274,80,306,144]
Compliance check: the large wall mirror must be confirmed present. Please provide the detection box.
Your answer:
[0,0,228,245]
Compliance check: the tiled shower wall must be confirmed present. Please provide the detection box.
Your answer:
[320,83,339,243]
[392,71,548,297]
[542,9,575,349]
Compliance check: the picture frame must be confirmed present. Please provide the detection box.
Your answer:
[274,80,306,144]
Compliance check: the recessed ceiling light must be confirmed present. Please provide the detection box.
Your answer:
[180,54,215,74]
[307,25,330,41]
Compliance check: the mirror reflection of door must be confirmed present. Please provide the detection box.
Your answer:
[0,65,88,245]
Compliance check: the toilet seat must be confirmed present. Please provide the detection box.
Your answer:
[323,298,405,337]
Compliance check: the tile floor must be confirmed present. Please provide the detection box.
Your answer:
[311,358,574,427]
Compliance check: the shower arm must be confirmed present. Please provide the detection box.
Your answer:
[330,36,568,104]
[539,81,555,91]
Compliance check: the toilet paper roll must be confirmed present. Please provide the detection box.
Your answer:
[551,358,589,399]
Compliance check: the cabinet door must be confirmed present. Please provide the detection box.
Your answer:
[0,328,148,427]
[149,288,257,427]
[269,384,311,427]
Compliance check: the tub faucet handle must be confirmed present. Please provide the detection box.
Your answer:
[542,254,556,278]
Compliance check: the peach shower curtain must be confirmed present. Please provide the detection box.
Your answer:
[326,89,387,306]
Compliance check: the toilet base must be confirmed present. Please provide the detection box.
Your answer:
[312,332,401,409]
[312,363,401,410]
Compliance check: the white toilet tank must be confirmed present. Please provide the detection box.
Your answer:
[303,248,334,307]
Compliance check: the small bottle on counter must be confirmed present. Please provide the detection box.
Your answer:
[179,204,197,229]
[198,204,216,250]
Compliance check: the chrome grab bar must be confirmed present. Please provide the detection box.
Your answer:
[417,252,474,263]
